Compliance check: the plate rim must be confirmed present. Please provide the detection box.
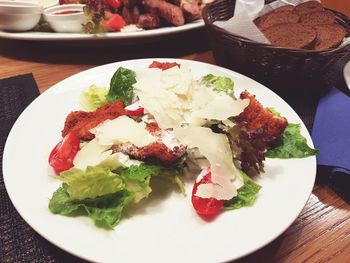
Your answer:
[2,58,317,262]
[0,20,204,41]
[344,60,350,90]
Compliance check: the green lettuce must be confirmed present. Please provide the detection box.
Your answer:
[80,85,108,111]
[120,164,161,203]
[154,168,186,195]
[60,167,125,200]
[49,163,184,229]
[107,67,136,105]
[49,185,132,228]
[224,172,261,210]
[201,74,234,97]
[266,123,319,158]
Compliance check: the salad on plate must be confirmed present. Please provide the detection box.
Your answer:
[48,61,318,229]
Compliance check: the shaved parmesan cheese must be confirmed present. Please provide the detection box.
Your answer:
[73,138,112,170]
[174,126,243,200]
[195,183,235,200]
[90,115,156,147]
[133,66,248,129]
[191,95,249,121]
[133,68,188,129]
[222,119,235,127]
[194,168,234,200]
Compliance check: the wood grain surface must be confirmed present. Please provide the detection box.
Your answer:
[0,29,349,263]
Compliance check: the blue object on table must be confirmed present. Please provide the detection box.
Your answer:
[312,87,350,203]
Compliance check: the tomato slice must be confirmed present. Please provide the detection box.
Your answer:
[126,107,144,116]
[101,13,125,32]
[148,61,181,70]
[106,0,122,9]
[191,169,225,218]
[48,132,80,174]
[125,101,144,117]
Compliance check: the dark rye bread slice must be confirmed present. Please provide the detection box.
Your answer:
[294,1,324,16]
[255,10,300,31]
[300,10,336,26]
[312,24,346,51]
[263,23,316,49]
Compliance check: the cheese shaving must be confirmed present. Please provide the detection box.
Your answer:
[174,125,243,200]
[90,115,157,147]
[133,66,248,129]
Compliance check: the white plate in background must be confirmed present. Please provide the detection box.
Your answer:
[0,20,203,41]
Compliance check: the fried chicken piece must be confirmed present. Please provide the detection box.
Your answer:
[143,0,185,26]
[112,122,187,164]
[137,13,161,29]
[113,142,186,164]
[236,91,288,143]
[62,101,126,140]
[180,0,201,22]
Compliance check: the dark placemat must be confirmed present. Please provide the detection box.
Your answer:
[0,74,85,263]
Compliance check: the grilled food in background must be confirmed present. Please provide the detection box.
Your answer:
[59,0,211,30]
[254,1,348,51]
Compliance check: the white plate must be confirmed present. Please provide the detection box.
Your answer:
[344,60,350,90]
[0,20,203,41]
[3,59,316,263]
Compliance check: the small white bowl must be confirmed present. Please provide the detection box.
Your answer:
[43,4,87,33]
[0,1,43,31]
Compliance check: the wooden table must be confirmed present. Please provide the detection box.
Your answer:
[0,30,349,263]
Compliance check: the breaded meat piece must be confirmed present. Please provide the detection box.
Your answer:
[236,91,288,143]
[62,101,126,140]
[113,142,186,164]
[112,122,187,164]
[143,0,185,26]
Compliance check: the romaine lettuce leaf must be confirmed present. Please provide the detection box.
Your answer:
[80,84,108,111]
[49,185,132,228]
[60,167,125,200]
[107,67,136,105]
[224,172,261,210]
[49,163,185,229]
[201,74,234,97]
[120,164,161,203]
[266,123,319,158]
[154,168,186,195]
[48,184,81,215]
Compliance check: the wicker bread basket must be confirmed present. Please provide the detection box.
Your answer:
[202,0,350,97]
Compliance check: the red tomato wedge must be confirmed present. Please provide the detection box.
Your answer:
[49,132,80,174]
[192,169,225,217]
[106,0,122,9]
[149,61,181,70]
[101,13,125,31]
[125,101,144,117]
[126,107,144,117]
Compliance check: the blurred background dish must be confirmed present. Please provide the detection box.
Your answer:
[0,0,43,31]
[22,0,58,7]
[0,19,204,42]
[43,4,87,33]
